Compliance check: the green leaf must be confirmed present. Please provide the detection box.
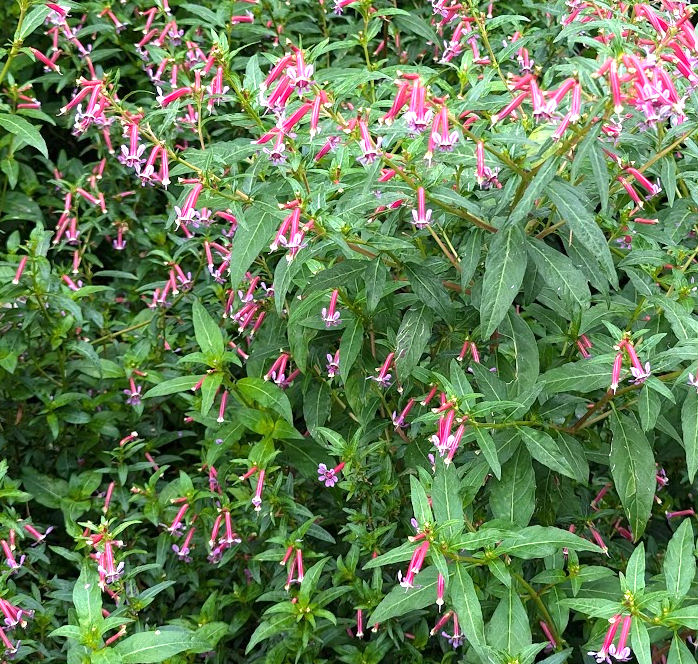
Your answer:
[631,619,651,664]
[339,317,364,384]
[0,114,48,158]
[507,157,559,227]
[588,143,610,214]
[625,543,646,594]
[192,300,224,359]
[363,541,419,569]
[664,519,695,601]
[526,238,590,310]
[143,375,205,398]
[555,433,589,484]
[459,230,483,292]
[432,463,463,539]
[682,393,698,482]
[638,385,661,432]
[73,565,103,625]
[499,310,540,397]
[18,6,51,39]
[364,259,387,313]
[667,605,698,629]
[303,381,331,434]
[305,260,366,295]
[473,427,501,479]
[489,445,536,527]
[540,359,612,394]
[480,224,528,338]
[115,628,193,663]
[245,615,295,654]
[546,180,616,287]
[369,567,438,624]
[486,585,532,654]
[237,377,293,424]
[516,427,576,479]
[410,476,433,525]
[200,372,223,417]
[450,565,485,647]
[557,598,620,619]
[395,305,433,379]
[91,649,124,664]
[453,528,519,550]
[495,526,602,559]
[610,412,656,540]
[405,263,455,324]
[668,635,695,664]
[228,203,281,289]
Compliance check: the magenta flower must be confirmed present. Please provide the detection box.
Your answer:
[411,187,432,229]
[321,290,341,327]
[318,462,345,488]
[326,351,340,378]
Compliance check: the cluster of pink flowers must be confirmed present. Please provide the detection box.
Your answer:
[610,338,651,393]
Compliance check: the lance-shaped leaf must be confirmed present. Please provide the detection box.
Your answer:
[664,519,696,601]
[369,567,438,624]
[192,299,224,359]
[517,427,576,479]
[526,237,590,311]
[237,378,293,424]
[228,202,281,290]
[610,412,656,540]
[486,585,532,654]
[143,375,205,399]
[339,317,364,384]
[495,525,602,559]
[410,476,433,525]
[489,445,536,527]
[0,113,48,158]
[115,628,193,663]
[405,263,455,325]
[681,392,698,482]
[480,223,527,338]
[450,565,485,647]
[73,565,103,625]
[395,305,433,379]
[432,463,463,539]
[546,180,616,287]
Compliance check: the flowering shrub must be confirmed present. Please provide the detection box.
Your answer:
[3,0,698,662]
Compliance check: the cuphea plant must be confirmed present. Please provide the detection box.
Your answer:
[2,0,698,663]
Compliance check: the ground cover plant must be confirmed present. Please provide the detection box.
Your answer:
[2,0,698,662]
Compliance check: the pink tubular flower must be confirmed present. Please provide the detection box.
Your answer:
[326,350,340,378]
[368,352,394,388]
[475,141,501,189]
[167,503,189,536]
[1,539,25,572]
[0,629,20,659]
[96,540,124,585]
[12,256,27,284]
[611,615,633,662]
[431,610,453,636]
[411,187,432,229]
[157,86,191,107]
[172,527,196,562]
[392,398,415,428]
[356,609,364,638]
[356,119,382,165]
[317,461,345,488]
[321,290,341,327]
[624,167,661,199]
[0,597,31,629]
[436,573,445,610]
[430,106,458,154]
[588,614,621,664]
[398,540,429,589]
[288,49,314,92]
[667,509,695,519]
[251,468,266,511]
[404,80,432,134]
[610,352,623,393]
